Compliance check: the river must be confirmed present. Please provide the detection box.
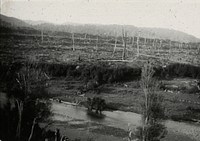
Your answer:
[51,101,200,141]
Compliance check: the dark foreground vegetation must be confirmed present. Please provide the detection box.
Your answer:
[1,61,200,85]
[0,62,53,141]
[32,62,200,81]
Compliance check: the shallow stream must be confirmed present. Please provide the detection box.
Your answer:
[52,101,200,141]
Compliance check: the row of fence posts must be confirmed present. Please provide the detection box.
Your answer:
[40,29,198,60]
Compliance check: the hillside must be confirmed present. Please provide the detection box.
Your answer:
[32,23,200,43]
[0,14,29,28]
[0,14,200,43]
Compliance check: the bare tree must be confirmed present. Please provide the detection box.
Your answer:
[112,35,118,57]
[15,66,31,140]
[15,64,50,140]
[122,28,127,60]
[96,36,98,52]
[136,61,167,141]
[72,32,75,51]
[136,36,140,57]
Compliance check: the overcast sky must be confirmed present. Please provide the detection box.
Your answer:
[1,0,200,38]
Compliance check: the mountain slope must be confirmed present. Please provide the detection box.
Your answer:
[0,14,29,27]
[33,23,200,43]
[25,20,48,26]
[139,27,200,43]
[1,14,199,43]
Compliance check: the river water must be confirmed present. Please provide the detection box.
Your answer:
[52,102,200,141]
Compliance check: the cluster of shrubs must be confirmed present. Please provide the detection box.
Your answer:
[155,63,200,79]
[35,62,200,81]
[1,62,200,86]
[30,62,141,84]
[87,97,106,115]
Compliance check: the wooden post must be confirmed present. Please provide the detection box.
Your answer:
[41,30,43,43]
[137,36,139,57]
[96,36,98,52]
[84,34,87,44]
[198,44,200,55]
[158,40,162,55]
[89,37,91,43]
[153,38,155,47]
[122,28,127,60]
[126,35,129,58]
[125,32,127,58]
[179,42,182,51]
[144,37,147,54]
[131,36,134,48]
[122,29,125,60]
[169,40,172,57]
[151,38,155,54]
[112,36,117,57]
[144,37,146,45]
[72,33,75,51]
[188,44,190,55]
[159,40,162,48]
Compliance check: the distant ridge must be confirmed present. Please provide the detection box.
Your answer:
[0,14,29,27]
[1,14,200,43]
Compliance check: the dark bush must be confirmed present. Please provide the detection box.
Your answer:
[29,62,141,84]
[1,62,199,86]
[155,63,200,79]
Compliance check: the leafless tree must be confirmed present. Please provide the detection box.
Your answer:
[15,64,50,141]
[138,61,166,141]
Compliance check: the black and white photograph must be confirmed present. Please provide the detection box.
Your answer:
[0,0,200,141]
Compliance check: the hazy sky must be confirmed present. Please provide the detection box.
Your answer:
[1,0,200,38]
